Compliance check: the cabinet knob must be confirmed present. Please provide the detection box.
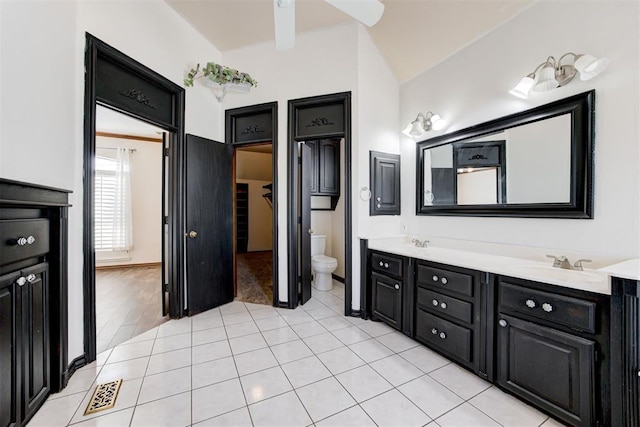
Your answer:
[499,319,508,327]
[376,197,381,202]
[439,332,447,339]
[441,277,448,285]
[432,299,438,306]
[431,328,438,335]
[17,237,28,246]
[525,299,536,309]
[384,263,389,268]
[440,302,447,309]
[377,203,381,208]
[379,261,384,267]
[394,284,400,290]
[542,303,553,313]
[26,274,37,283]
[16,277,26,287]
[27,236,35,244]
[432,275,439,282]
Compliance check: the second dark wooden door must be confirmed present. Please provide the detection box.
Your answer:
[300,143,313,305]
[185,134,233,315]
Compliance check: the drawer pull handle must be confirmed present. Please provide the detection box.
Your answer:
[499,319,508,327]
[377,203,381,209]
[27,236,35,244]
[26,274,37,283]
[16,277,26,287]
[440,302,447,309]
[17,237,28,246]
[379,261,384,267]
[525,299,536,309]
[542,303,553,313]
[439,332,447,339]
[431,328,438,335]
[432,275,439,282]
[384,263,389,268]
[441,277,448,285]
[394,284,400,290]
[432,299,439,306]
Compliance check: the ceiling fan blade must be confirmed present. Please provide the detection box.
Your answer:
[274,0,295,51]
[323,0,384,27]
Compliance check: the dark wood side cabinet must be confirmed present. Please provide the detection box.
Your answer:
[306,139,340,207]
[611,277,640,427]
[370,151,400,216]
[0,178,70,427]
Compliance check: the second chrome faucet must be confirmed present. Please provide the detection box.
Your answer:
[546,255,592,271]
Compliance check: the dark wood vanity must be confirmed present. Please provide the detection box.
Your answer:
[363,244,619,427]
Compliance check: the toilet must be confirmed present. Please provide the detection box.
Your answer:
[311,235,338,291]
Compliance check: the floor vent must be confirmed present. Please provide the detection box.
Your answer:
[84,379,123,415]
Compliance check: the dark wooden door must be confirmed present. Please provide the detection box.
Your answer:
[318,139,340,195]
[161,133,169,317]
[0,271,20,427]
[370,151,400,215]
[20,263,49,423]
[497,314,595,426]
[371,272,402,330]
[185,134,233,315]
[300,143,313,305]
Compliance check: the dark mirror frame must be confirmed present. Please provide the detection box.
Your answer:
[416,90,594,218]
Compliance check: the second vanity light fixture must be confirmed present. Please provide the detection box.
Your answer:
[510,52,608,99]
[402,111,446,139]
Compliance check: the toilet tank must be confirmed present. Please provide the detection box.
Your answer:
[311,235,326,256]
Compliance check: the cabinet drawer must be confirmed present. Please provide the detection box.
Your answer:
[499,282,597,333]
[416,263,473,298]
[0,219,49,267]
[415,309,472,363]
[416,287,473,324]
[371,252,403,278]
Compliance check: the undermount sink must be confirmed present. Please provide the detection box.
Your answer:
[509,264,607,284]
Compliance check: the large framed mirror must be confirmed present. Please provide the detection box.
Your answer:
[416,90,594,218]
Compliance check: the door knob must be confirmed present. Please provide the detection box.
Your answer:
[308,229,314,235]
[187,230,198,238]
[499,319,508,327]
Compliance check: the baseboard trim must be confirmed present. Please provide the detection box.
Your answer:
[331,274,345,283]
[277,301,290,308]
[96,262,162,270]
[63,354,88,388]
[350,309,362,318]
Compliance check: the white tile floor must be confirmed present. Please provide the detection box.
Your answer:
[33,281,565,426]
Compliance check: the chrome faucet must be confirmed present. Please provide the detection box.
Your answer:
[546,255,592,271]
[411,238,429,248]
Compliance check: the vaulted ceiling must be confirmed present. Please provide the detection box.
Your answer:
[165,0,533,82]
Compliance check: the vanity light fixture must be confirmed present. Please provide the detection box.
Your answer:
[509,52,608,99]
[402,111,446,139]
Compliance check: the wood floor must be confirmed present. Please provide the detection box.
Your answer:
[95,265,168,354]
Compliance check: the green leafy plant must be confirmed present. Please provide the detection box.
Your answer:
[184,62,258,88]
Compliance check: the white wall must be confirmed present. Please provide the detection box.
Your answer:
[236,151,272,181]
[401,0,640,260]
[223,24,401,310]
[95,136,162,266]
[237,179,273,252]
[1,0,222,361]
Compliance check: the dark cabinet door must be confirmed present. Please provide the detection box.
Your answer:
[318,139,340,196]
[497,314,595,426]
[306,140,319,194]
[371,272,402,330]
[370,151,400,215]
[20,263,50,423]
[0,272,20,427]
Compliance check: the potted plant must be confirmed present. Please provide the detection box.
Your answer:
[184,62,258,90]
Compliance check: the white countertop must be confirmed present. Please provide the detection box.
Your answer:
[599,259,640,281]
[366,237,622,295]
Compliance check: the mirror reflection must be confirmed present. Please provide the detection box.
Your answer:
[423,113,571,207]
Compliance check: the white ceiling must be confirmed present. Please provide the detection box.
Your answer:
[165,0,533,82]
[96,105,166,137]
